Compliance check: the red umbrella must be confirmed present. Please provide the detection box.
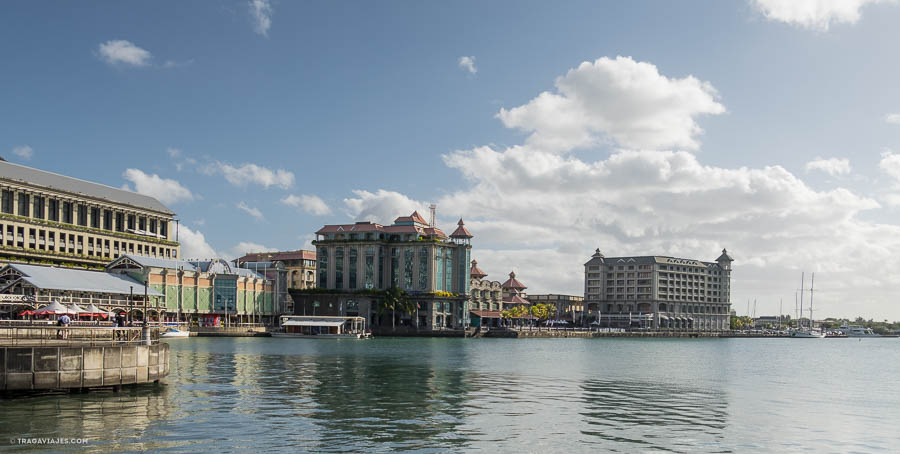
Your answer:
[18,310,36,316]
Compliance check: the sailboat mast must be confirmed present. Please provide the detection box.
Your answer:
[799,272,805,332]
[809,273,815,331]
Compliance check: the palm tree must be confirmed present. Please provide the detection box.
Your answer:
[380,287,411,331]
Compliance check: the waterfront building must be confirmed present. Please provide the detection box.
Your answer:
[584,248,733,330]
[105,255,278,326]
[234,250,316,289]
[468,260,502,311]
[0,160,180,269]
[291,212,473,331]
[528,294,585,322]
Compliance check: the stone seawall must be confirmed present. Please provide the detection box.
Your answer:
[483,330,720,339]
[1,343,169,392]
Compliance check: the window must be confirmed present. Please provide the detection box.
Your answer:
[390,248,399,287]
[404,248,414,289]
[90,207,100,228]
[115,212,125,232]
[18,193,29,216]
[48,199,58,221]
[138,216,146,232]
[77,204,87,226]
[149,219,157,234]
[348,247,358,289]
[318,249,328,287]
[63,202,73,224]
[127,214,135,230]
[418,247,428,290]
[335,247,344,290]
[160,220,167,238]
[0,190,12,214]
[33,196,44,219]
[103,210,112,230]
[365,247,375,289]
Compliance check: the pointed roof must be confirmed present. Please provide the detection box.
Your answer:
[450,218,473,238]
[584,248,607,266]
[470,259,487,279]
[716,248,734,262]
[501,271,527,290]
[394,211,429,226]
[502,294,531,305]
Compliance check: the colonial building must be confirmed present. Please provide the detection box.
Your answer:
[234,250,316,289]
[292,212,473,331]
[468,260,502,311]
[106,255,278,326]
[0,160,180,269]
[584,248,733,331]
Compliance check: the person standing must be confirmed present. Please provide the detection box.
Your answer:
[57,313,71,339]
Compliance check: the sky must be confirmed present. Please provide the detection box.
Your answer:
[3,0,900,320]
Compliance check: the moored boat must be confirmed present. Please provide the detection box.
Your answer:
[161,327,191,338]
[273,315,371,339]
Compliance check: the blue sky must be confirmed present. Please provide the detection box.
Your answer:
[3,0,900,319]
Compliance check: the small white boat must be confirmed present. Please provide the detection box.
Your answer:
[790,329,825,338]
[161,327,191,338]
[840,325,879,337]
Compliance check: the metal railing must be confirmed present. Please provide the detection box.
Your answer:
[0,326,159,346]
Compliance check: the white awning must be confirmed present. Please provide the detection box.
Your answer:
[283,320,346,327]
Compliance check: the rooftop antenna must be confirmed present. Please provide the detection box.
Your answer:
[429,204,436,227]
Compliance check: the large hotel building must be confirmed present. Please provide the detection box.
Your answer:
[0,160,180,268]
[584,248,733,331]
[292,211,473,330]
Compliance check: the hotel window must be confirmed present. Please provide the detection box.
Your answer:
[77,204,87,226]
[90,207,100,228]
[444,249,452,292]
[318,249,328,287]
[390,248,399,288]
[115,212,125,232]
[138,216,146,232]
[364,247,375,289]
[103,210,112,230]
[127,214,135,230]
[335,247,344,290]
[348,247,358,289]
[418,247,428,290]
[403,248,414,289]
[149,219,157,234]
[160,220,167,238]
[33,196,44,219]
[62,202,73,224]
[18,193,29,217]
[0,190,12,214]
[48,199,59,221]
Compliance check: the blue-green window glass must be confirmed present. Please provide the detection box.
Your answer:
[435,248,444,292]
[365,247,375,289]
[391,248,400,287]
[214,278,237,312]
[349,247,358,289]
[404,248,414,289]
[444,249,453,293]
[378,247,384,288]
[418,247,428,290]
[318,248,328,288]
[335,247,344,290]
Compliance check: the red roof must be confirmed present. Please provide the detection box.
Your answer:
[501,271,527,289]
[502,295,531,305]
[394,211,429,225]
[470,259,487,279]
[236,250,316,262]
[316,222,384,234]
[450,219,473,238]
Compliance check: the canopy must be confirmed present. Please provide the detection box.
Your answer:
[34,300,74,315]
[659,315,669,321]
[82,303,111,315]
[68,303,87,313]
[283,320,346,327]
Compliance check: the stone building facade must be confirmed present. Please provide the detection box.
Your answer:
[584,249,733,331]
[235,250,316,290]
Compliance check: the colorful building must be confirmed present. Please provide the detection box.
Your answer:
[234,250,316,289]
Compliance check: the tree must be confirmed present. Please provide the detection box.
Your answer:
[530,303,554,324]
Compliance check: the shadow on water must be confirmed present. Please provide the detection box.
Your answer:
[579,378,730,453]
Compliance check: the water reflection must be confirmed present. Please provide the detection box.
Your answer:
[579,378,729,453]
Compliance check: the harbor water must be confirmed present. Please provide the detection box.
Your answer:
[2,337,898,453]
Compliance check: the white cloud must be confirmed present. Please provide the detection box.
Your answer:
[751,0,898,31]
[225,241,278,261]
[805,157,851,176]
[167,148,181,159]
[343,189,429,225]
[249,0,273,36]
[207,162,295,189]
[281,194,332,216]
[237,201,264,221]
[97,40,152,66]
[886,113,900,125]
[458,56,477,74]
[330,55,900,319]
[178,225,219,260]
[496,56,725,153]
[122,169,195,205]
[878,151,900,205]
[12,145,33,160]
